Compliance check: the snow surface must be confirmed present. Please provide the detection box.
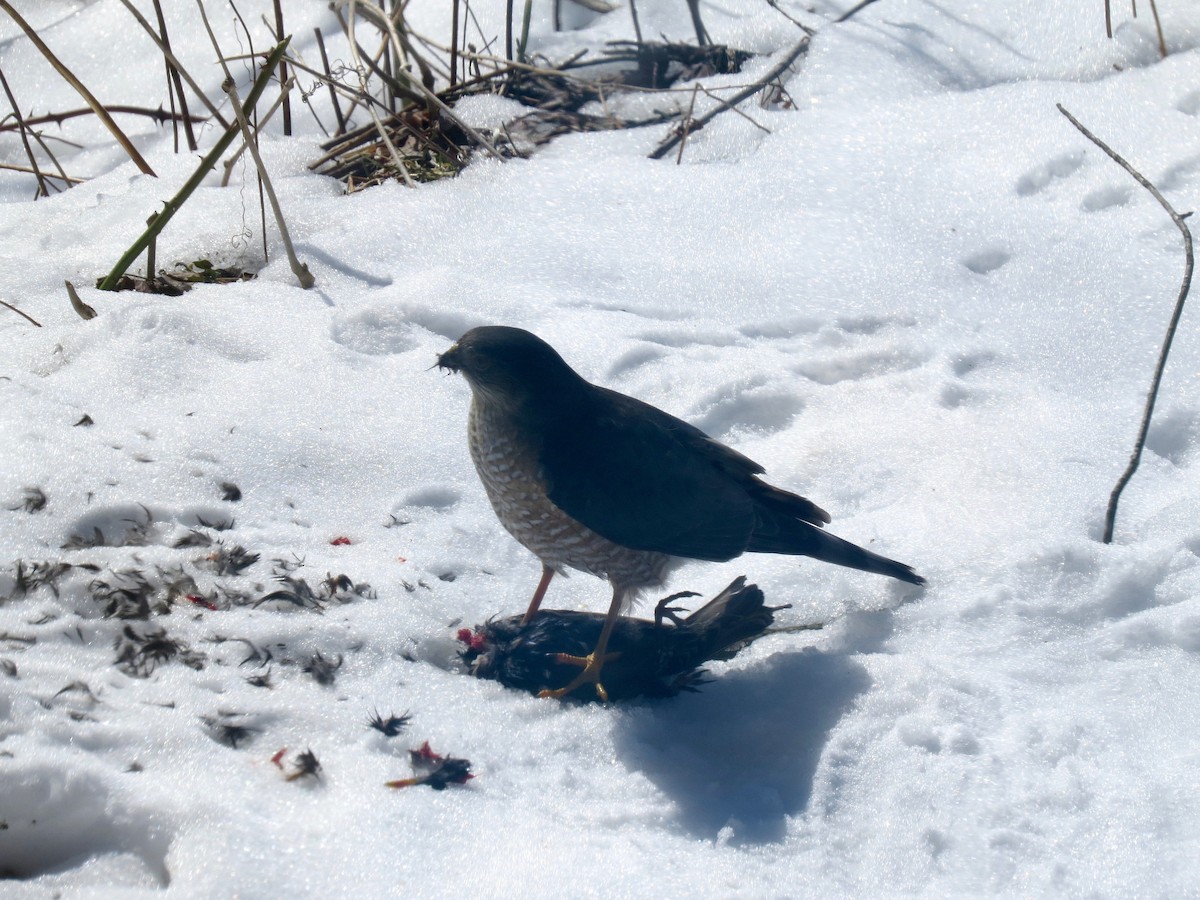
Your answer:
[2,0,1200,896]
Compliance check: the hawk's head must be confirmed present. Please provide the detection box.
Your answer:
[438,326,586,413]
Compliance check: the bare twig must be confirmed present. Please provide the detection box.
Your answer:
[343,5,417,187]
[0,298,42,326]
[1147,0,1167,58]
[272,0,292,134]
[97,39,291,292]
[834,0,884,23]
[220,77,294,186]
[675,83,699,164]
[197,1,312,288]
[450,0,461,87]
[152,0,197,151]
[0,162,81,184]
[650,35,810,160]
[315,28,347,133]
[506,0,514,63]
[1057,104,1194,544]
[0,68,50,197]
[114,0,231,132]
[0,105,207,132]
[0,0,157,176]
[1105,0,1114,38]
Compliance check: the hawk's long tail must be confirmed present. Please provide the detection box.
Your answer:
[748,517,926,586]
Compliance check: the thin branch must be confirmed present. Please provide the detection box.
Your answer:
[114,0,231,131]
[1056,104,1194,544]
[0,297,42,326]
[0,161,82,184]
[834,0,884,23]
[196,1,312,288]
[152,0,197,150]
[1147,0,1167,58]
[272,0,292,134]
[0,105,207,132]
[0,0,157,176]
[0,67,50,197]
[650,35,810,160]
[675,83,699,164]
[450,0,460,87]
[315,28,347,134]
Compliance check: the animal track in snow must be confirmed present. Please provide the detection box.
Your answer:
[738,317,823,340]
[1080,184,1132,212]
[0,767,171,886]
[693,379,804,439]
[1014,151,1084,197]
[605,344,667,380]
[950,350,997,378]
[637,329,742,350]
[1158,155,1200,193]
[1176,89,1200,116]
[402,486,461,510]
[794,347,926,386]
[962,246,1010,275]
[331,306,421,355]
[1144,406,1199,466]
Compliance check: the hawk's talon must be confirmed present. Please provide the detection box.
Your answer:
[538,651,617,701]
[552,650,621,668]
[655,590,700,626]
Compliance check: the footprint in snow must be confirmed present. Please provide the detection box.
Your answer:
[1014,151,1084,197]
[962,246,1010,275]
[1081,184,1132,212]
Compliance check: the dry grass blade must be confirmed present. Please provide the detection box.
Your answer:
[0,0,157,176]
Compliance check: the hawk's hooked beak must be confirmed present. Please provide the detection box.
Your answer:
[436,342,462,373]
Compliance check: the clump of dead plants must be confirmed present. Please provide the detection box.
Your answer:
[0,0,830,312]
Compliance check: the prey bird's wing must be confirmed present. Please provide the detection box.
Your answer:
[539,389,757,561]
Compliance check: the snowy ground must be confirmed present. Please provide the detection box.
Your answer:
[2,0,1200,896]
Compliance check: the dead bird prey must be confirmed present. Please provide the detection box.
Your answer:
[437,325,924,700]
[460,577,795,702]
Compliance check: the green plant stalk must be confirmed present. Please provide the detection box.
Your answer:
[517,0,533,63]
[97,39,290,293]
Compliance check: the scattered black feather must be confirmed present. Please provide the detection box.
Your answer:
[460,577,792,702]
[15,487,47,513]
[200,714,260,749]
[201,543,260,576]
[218,481,242,502]
[172,529,214,549]
[91,569,157,619]
[245,668,273,688]
[367,709,411,737]
[194,514,234,531]
[0,658,16,678]
[386,741,473,790]
[114,625,206,677]
[73,413,94,427]
[302,650,343,686]
[6,560,81,601]
[254,573,323,610]
[286,748,323,782]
